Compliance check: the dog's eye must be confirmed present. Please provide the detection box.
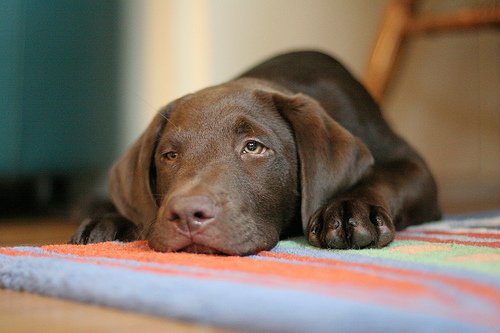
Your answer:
[161,151,178,161]
[242,141,266,155]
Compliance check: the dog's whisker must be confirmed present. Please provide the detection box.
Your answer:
[133,91,180,131]
[159,111,180,131]
[140,217,158,240]
[132,91,157,114]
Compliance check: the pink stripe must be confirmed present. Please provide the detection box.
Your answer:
[395,235,500,248]
[413,230,500,239]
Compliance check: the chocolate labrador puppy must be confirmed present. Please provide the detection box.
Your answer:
[71,51,441,255]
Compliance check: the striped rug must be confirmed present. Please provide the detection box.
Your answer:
[1,212,499,333]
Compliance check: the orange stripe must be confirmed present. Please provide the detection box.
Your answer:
[395,235,500,248]
[0,248,23,256]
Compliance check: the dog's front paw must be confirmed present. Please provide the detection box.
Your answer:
[307,197,395,249]
[69,214,139,244]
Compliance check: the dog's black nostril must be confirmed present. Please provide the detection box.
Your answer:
[168,213,180,221]
[194,211,205,220]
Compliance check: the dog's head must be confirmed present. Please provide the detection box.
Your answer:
[109,79,373,255]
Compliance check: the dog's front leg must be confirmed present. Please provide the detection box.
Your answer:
[306,158,441,249]
[69,201,139,244]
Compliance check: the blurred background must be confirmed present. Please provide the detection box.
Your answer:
[1,0,498,222]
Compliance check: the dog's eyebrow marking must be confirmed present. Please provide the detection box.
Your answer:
[234,118,255,135]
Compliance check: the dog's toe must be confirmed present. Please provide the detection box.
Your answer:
[307,198,395,250]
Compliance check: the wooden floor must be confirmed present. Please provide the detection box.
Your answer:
[0,218,234,333]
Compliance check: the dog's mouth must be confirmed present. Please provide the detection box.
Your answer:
[180,243,226,255]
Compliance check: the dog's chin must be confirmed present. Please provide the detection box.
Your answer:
[150,239,274,256]
[180,243,225,255]
[147,227,280,256]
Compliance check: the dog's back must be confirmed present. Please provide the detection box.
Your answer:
[240,51,411,162]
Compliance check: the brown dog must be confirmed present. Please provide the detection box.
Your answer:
[71,51,441,255]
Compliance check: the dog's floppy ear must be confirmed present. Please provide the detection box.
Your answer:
[108,106,170,228]
[269,92,374,231]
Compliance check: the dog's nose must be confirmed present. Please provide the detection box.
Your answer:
[166,195,217,230]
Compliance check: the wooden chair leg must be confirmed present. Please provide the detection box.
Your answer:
[364,0,415,103]
[406,6,500,34]
[364,0,500,104]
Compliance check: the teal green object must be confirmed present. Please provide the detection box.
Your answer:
[0,0,121,176]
